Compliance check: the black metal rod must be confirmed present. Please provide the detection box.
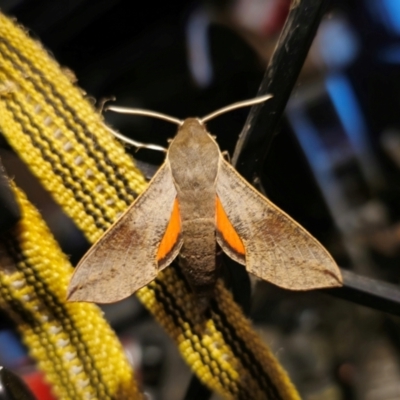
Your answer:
[232,0,331,181]
[0,367,37,400]
[326,269,400,317]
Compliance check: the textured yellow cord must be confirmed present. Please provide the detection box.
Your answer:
[0,12,301,399]
[0,185,141,399]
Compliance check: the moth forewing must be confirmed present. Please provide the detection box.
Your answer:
[67,162,182,303]
[215,158,342,290]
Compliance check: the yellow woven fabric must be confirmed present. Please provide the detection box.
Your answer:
[0,185,141,399]
[0,12,301,399]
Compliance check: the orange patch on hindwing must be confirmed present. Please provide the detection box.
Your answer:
[216,196,245,255]
[157,198,181,261]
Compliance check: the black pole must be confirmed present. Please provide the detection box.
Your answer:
[232,0,331,181]
[326,269,400,317]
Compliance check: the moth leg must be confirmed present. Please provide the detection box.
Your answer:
[221,150,231,162]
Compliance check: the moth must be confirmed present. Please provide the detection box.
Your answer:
[67,95,342,305]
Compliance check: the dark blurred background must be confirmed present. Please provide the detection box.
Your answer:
[2,0,400,399]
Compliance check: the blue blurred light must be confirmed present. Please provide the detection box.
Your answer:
[325,74,366,153]
[317,17,359,69]
[286,108,347,220]
[379,45,400,63]
[0,330,27,367]
[383,0,400,34]
[368,0,400,35]
[326,74,382,186]
[186,8,213,88]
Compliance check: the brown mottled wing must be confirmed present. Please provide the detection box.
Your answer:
[216,158,342,290]
[68,161,182,303]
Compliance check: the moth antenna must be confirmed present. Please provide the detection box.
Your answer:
[106,105,183,126]
[104,125,167,153]
[200,94,273,123]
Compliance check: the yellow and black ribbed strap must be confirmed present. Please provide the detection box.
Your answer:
[0,185,141,399]
[0,12,301,399]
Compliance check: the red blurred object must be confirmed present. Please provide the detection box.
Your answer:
[233,0,290,36]
[263,0,291,35]
[23,371,55,400]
